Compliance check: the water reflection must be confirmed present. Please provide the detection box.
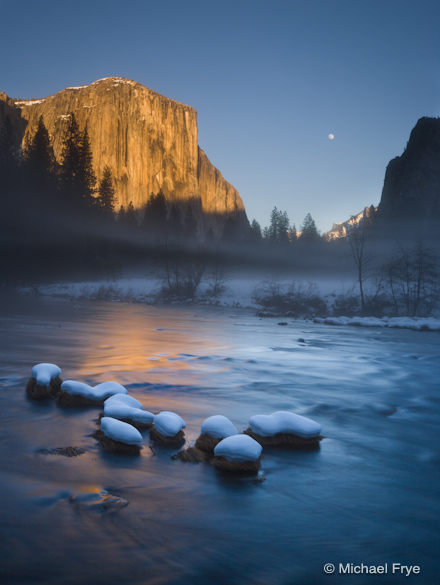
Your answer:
[75,303,229,386]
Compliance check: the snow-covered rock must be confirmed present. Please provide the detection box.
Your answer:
[59,380,127,405]
[27,362,62,400]
[92,381,128,398]
[194,415,239,454]
[214,434,262,462]
[104,393,143,409]
[153,411,186,437]
[31,363,61,385]
[201,415,238,439]
[104,400,154,427]
[100,416,143,446]
[249,411,321,439]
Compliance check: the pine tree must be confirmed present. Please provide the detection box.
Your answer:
[118,204,126,221]
[267,207,290,244]
[288,223,297,243]
[79,125,96,207]
[23,116,56,197]
[300,213,320,242]
[97,166,115,215]
[278,210,290,244]
[60,114,96,212]
[268,206,279,242]
[249,219,262,242]
[143,192,168,241]
[125,201,138,227]
[60,113,82,209]
[0,114,20,236]
[0,114,17,189]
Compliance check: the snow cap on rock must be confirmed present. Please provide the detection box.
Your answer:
[104,393,143,410]
[201,415,238,439]
[101,416,143,446]
[32,363,61,385]
[249,411,321,439]
[61,380,127,400]
[104,401,154,425]
[214,434,262,462]
[154,411,186,437]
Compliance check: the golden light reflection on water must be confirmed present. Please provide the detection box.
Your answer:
[75,304,228,387]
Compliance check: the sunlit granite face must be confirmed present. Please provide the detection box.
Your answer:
[1,78,246,226]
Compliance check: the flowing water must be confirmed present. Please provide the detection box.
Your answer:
[0,296,439,585]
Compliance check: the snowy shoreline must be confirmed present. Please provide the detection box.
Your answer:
[313,316,440,332]
[17,275,440,332]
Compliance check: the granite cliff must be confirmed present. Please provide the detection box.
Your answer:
[378,117,440,224]
[1,77,246,228]
[325,205,377,241]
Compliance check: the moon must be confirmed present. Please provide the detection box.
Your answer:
[328,133,335,140]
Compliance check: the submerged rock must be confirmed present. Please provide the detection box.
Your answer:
[26,363,62,400]
[38,446,85,457]
[174,446,210,463]
[69,489,129,512]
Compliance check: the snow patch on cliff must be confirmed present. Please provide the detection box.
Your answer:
[92,77,136,86]
[15,99,45,106]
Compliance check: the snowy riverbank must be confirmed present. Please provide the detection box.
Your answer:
[17,273,440,332]
[314,316,440,331]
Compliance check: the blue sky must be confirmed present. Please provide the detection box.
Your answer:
[2,0,440,231]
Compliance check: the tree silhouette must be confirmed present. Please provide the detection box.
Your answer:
[249,218,262,242]
[125,201,138,227]
[144,192,167,236]
[60,114,96,212]
[288,223,297,243]
[23,116,56,202]
[300,213,320,242]
[97,166,115,215]
[0,114,17,191]
[266,207,290,244]
[79,125,96,207]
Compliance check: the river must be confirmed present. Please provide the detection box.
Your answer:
[0,295,438,585]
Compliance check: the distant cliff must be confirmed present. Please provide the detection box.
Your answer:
[0,77,246,229]
[378,117,440,224]
[325,205,377,241]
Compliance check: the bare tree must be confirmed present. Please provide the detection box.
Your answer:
[160,254,206,301]
[205,264,227,299]
[382,241,439,316]
[347,220,369,314]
